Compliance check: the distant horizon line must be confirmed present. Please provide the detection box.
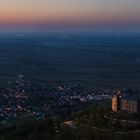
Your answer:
[0,25,140,33]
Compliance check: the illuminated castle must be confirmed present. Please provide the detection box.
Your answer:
[112,91,140,113]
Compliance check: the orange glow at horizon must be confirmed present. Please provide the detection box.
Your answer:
[0,0,140,26]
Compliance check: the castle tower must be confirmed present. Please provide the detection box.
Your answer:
[112,94,121,112]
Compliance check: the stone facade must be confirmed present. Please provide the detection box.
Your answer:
[112,95,140,113]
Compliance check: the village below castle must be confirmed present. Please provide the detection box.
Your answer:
[0,75,140,127]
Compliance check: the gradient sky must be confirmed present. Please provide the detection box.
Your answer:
[0,0,140,27]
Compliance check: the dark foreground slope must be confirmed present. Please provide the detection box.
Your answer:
[0,105,140,140]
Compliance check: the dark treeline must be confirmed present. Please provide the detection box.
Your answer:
[0,105,140,140]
